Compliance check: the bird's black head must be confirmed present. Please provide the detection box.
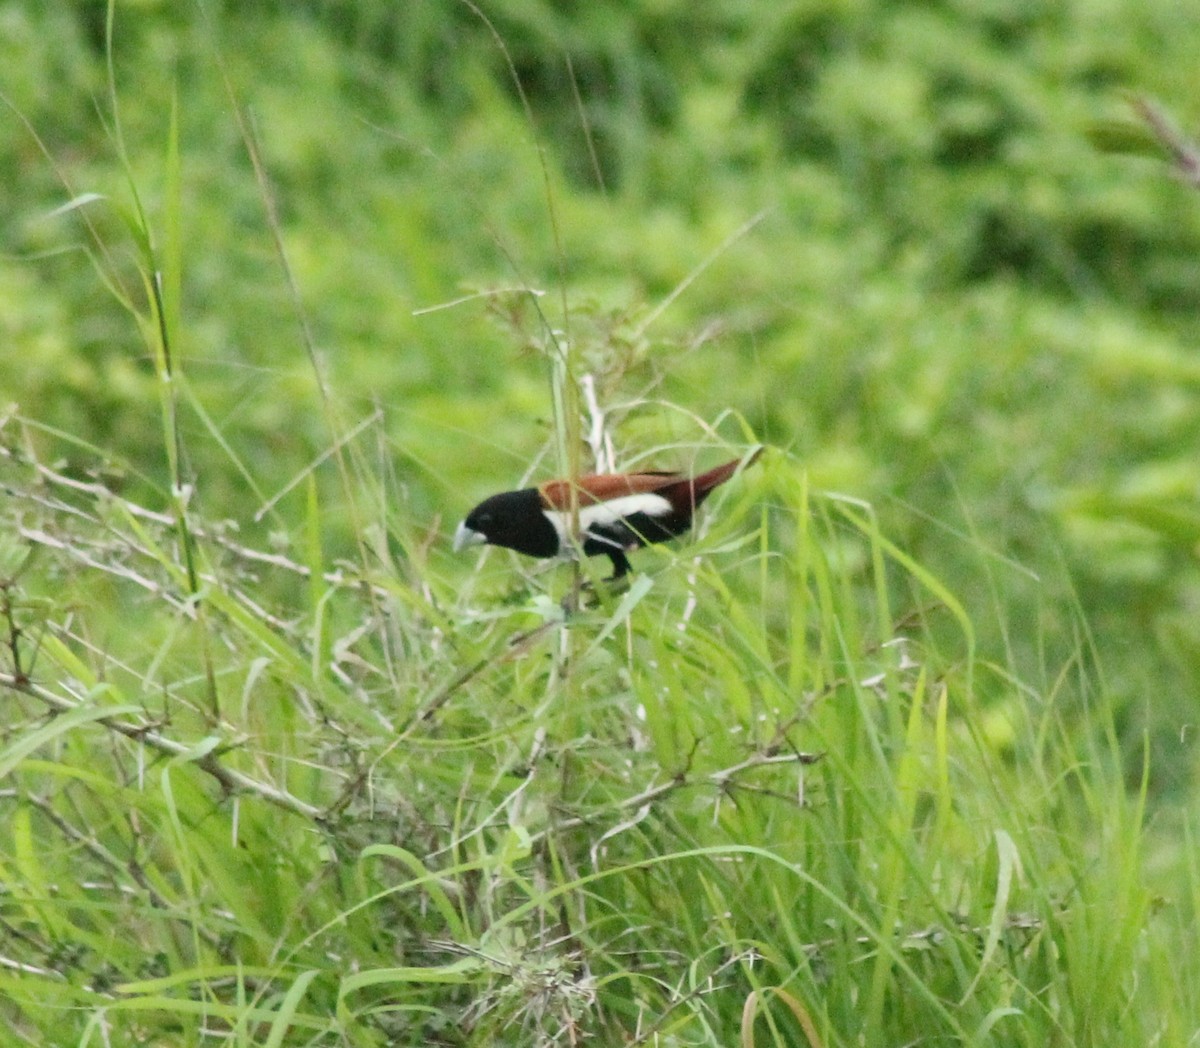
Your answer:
[454,488,560,559]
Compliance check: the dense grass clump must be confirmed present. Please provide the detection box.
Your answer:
[0,414,1168,1044]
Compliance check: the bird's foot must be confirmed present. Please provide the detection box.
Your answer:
[559,572,631,615]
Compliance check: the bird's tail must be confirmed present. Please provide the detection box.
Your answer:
[689,446,764,501]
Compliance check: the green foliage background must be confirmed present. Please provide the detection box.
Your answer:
[2,0,1200,1044]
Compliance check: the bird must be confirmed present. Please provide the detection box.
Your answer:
[453,448,762,579]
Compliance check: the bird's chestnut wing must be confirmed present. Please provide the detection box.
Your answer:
[538,471,682,510]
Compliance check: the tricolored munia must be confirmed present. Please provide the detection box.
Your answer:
[453,447,762,578]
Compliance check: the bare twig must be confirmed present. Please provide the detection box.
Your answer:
[1133,96,1200,188]
[580,374,615,473]
[544,739,822,840]
[18,526,188,611]
[0,671,322,821]
[3,448,394,597]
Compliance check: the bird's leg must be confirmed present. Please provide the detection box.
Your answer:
[561,552,633,613]
[605,550,632,581]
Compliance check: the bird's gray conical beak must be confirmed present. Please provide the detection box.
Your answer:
[453,522,486,552]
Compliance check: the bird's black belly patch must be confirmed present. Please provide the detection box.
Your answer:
[581,511,686,557]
